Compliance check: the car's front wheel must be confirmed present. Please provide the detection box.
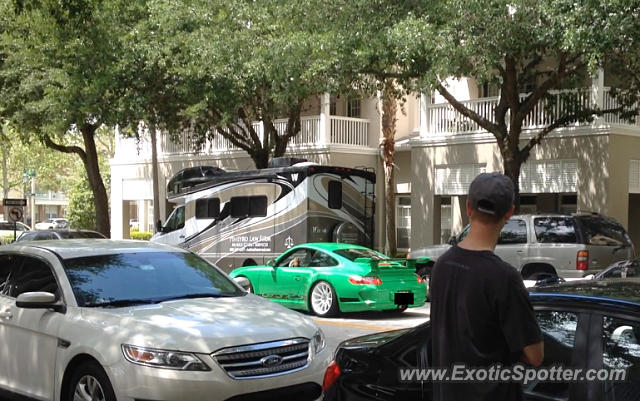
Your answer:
[310,281,339,317]
[67,361,116,401]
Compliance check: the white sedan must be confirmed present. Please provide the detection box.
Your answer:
[0,240,329,401]
[34,218,69,230]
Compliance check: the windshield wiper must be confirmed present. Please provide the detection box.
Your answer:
[85,298,160,308]
[157,292,237,302]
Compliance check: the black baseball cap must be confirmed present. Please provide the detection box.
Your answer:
[468,172,514,217]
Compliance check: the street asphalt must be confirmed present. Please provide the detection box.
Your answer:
[312,303,431,357]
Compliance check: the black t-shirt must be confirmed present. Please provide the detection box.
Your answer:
[430,245,543,401]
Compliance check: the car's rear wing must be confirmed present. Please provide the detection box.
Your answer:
[353,257,432,270]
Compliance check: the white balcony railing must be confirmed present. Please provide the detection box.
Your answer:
[425,88,639,135]
[114,114,369,160]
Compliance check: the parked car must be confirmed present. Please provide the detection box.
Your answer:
[0,221,30,242]
[586,257,640,280]
[15,229,106,242]
[129,219,139,229]
[323,278,640,401]
[34,217,69,230]
[0,240,328,401]
[409,213,635,279]
[230,243,427,317]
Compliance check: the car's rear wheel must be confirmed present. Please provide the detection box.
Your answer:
[67,361,116,401]
[310,281,339,317]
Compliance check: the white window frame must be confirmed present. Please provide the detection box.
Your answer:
[396,196,411,251]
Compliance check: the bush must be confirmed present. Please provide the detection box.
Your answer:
[130,231,153,241]
[1,234,16,245]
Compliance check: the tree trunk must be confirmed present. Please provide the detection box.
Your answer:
[80,127,111,237]
[251,149,270,169]
[1,145,8,199]
[502,151,523,214]
[151,126,161,231]
[381,80,398,256]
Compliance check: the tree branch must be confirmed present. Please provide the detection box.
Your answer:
[436,83,500,135]
[42,135,87,164]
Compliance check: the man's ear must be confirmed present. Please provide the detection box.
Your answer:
[466,201,473,218]
[504,205,515,221]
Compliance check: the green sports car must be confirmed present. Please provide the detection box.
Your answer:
[229,243,427,317]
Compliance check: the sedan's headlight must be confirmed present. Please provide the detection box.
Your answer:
[122,344,210,371]
[311,329,326,355]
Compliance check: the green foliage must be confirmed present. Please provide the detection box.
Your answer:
[66,178,96,230]
[1,233,15,245]
[130,231,153,241]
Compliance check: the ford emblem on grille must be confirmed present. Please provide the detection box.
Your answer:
[260,355,284,367]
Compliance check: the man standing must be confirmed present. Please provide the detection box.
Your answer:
[430,172,544,401]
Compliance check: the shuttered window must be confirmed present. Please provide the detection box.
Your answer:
[519,159,578,193]
[435,164,487,195]
[630,160,640,194]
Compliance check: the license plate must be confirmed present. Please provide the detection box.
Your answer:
[394,292,414,305]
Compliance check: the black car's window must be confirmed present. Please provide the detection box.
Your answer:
[534,217,577,243]
[64,251,243,306]
[602,316,640,401]
[277,249,313,267]
[0,254,23,297]
[577,217,632,247]
[11,256,59,297]
[525,311,579,399]
[498,219,527,244]
[333,248,389,261]
[308,251,339,267]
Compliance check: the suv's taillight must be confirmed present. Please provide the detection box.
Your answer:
[323,360,341,391]
[577,250,589,270]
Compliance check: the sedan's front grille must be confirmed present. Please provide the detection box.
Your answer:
[212,338,310,379]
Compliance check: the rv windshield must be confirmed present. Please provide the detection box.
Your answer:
[334,248,389,262]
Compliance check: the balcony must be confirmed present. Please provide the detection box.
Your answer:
[114,115,370,160]
[33,191,68,205]
[422,87,640,135]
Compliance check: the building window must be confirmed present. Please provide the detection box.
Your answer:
[440,197,452,244]
[347,98,361,118]
[519,195,537,214]
[396,196,411,250]
[560,194,577,214]
[479,82,500,98]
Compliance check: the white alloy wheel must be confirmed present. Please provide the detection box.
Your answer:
[311,281,337,316]
[74,375,106,401]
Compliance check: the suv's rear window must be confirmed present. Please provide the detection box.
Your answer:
[534,217,577,243]
[576,216,631,246]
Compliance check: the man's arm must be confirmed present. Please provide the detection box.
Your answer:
[521,341,544,367]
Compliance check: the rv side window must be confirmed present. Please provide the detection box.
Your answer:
[165,206,185,232]
[231,196,268,218]
[196,198,220,219]
[328,180,342,209]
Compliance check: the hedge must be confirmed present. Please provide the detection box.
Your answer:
[130,231,153,241]
[1,234,15,245]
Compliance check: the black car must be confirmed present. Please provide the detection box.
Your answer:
[324,279,640,401]
[15,229,106,242]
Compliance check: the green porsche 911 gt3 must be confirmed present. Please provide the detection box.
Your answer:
[229,243,427,317]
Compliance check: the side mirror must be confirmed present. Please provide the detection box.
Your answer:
[16,292,65,313]
[584,274,595,280]
[233,277,251,292]
[266,259,276,267]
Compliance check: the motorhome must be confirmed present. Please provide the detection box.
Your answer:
[151,159,376,273]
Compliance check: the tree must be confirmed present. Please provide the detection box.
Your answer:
[386,0,640,210]
[315,1,428,255]
[133,0,334,168]
[0,0,127,236]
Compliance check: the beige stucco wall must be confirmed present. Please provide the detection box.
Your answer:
[409,132,617,249]
[607,133,640,244]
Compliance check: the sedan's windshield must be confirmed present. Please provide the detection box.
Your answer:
[64,251,244,306]
[334,248,389,261]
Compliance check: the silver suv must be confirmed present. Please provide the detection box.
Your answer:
[410,213,635,279]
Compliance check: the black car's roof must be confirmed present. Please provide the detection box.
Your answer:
[530,278,640,313]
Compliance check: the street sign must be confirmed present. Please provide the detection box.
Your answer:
[3,198,27,207]
[7,207,24,223]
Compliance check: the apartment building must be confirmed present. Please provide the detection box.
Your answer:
[110,71,640,250]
